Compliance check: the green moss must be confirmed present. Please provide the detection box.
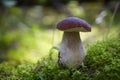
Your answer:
[0,37,120,80]
[84,37,120,80]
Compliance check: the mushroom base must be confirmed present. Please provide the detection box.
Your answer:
[59,32,86,68]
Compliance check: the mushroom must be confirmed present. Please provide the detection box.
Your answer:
[56,17,91,68]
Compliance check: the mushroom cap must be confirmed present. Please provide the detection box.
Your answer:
[56,17,91,32]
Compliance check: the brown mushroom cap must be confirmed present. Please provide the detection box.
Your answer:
[56,17,91,32]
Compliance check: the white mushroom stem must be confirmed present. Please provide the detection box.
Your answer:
[59,32,86,68]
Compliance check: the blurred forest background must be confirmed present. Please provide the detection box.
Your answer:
[0,0,120,64]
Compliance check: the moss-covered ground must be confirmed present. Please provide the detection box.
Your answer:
[0,36,120,80]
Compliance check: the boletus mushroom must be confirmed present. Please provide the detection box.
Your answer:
[56,17,91,68]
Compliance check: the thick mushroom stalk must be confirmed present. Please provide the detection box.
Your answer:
[56,17,91,68]
[59,32,85,68]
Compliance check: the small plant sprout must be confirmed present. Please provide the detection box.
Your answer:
[56,17,91,68]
